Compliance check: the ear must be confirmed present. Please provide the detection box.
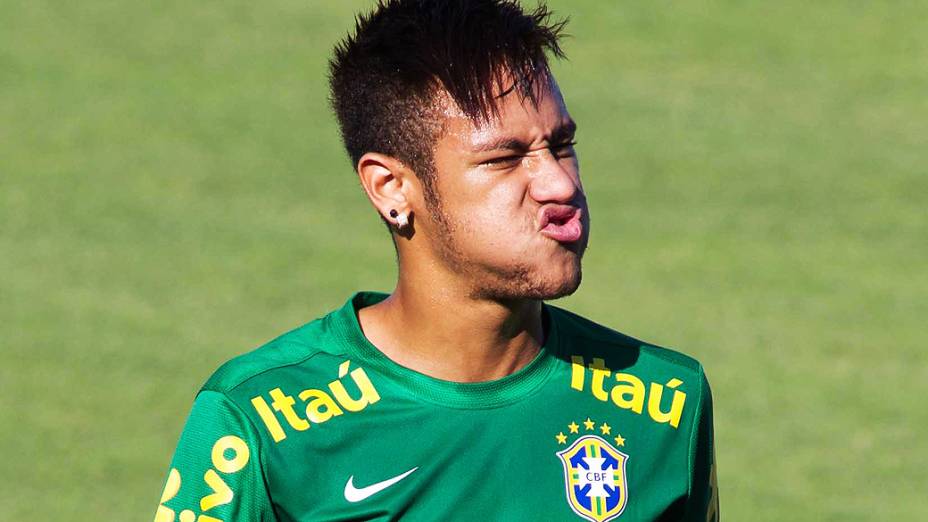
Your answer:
[356,152,417,227]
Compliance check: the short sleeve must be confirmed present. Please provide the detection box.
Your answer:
[154,390,277,522]
[684,371,719,522]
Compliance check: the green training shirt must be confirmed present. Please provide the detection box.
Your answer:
[154,292,718,522]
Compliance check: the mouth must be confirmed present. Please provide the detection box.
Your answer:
[538,205,584,244]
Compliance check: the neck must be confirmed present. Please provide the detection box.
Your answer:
[357,264,545,383]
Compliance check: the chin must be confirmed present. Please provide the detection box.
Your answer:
[474,259,583,301]
[536,265,583,300]
[534,245,585,299]
[534,279,582,300]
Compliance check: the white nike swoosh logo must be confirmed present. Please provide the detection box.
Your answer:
[344,467,418,503]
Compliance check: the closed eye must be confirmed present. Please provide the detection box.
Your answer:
[551,141,578,158]
[482,154,524,168]
[480,141,577,168]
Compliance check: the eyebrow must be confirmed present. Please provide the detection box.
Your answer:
[471,119,577,154]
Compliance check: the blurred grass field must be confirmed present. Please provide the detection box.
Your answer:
[2,1,926,520]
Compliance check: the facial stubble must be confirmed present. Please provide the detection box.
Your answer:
[421,186,585,302]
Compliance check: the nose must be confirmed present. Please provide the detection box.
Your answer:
[527,149,581,204]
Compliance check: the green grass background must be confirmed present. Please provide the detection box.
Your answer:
[2,1,926,519]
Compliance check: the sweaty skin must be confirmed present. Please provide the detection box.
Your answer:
[358,74,590,383]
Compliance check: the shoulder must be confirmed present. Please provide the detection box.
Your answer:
[550,304,711,432]
[200,310,348,395]
[548,304,705,380]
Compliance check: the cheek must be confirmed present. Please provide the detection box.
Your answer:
[457,183,530,234]
[430,162,539,247]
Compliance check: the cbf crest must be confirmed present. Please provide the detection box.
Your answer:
[555,424,629,522]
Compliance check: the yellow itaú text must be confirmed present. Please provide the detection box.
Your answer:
[250,360,380,443]
[570,355,687,429]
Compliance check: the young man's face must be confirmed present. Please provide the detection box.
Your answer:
[421,74,589,301]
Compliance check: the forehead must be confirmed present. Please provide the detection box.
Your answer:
[436,74,572,150]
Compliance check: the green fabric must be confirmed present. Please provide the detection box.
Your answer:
[155,292,718,521]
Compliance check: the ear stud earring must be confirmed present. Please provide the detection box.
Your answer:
[389,209,408,228]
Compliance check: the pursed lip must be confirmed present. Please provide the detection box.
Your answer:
[538,205,584,243]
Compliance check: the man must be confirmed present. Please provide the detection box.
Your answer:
[154,0,718,520]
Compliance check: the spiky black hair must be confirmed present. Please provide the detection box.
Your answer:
[329,0,567,193]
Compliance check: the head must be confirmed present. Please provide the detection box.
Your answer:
[329,0,589,301]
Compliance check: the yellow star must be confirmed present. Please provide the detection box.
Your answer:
[583,418,595,430]
[568,422,580,434]
[556,432,568,445]
[614,435,625,447]
[600,422,611,435]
